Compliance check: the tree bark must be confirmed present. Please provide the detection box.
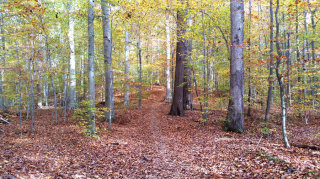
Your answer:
[169,0,187,116]
[0,6,6,112]
[88,0,97,135]
[247,0,252,117]
[265,0,274,121]
[124,29,130,105]
[201,9,208,121]
[183,11,192,111]
[165,11,172,102]
[275,0,290,148]
[68,1,76,110]
[223,0,245,133]
[101,0,115,122]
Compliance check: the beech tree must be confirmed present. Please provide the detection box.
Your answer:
[68,1,76,110]
[87,0,96,135]
[165,10,172,102]
[101,0,115,124]
[223,0,245,133]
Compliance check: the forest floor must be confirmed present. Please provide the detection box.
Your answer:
[0,86,319,178]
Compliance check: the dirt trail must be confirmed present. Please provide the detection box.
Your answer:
[0,86,319,178]
[135,86,183,177]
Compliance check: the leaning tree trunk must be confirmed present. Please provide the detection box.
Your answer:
[275,0,290,148]
[165,11,172,102]
[265,0,274,121]
[101,0,115,123]
[88,0,97,135]
[223,0,245,133]
[169,0,187,116]
[68,1,76,110]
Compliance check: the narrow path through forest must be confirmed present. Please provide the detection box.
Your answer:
[0,86,319,178]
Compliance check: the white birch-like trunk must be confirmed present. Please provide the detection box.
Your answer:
[165,12,172,101]
[124,29,130,105]
[68,1,76,109]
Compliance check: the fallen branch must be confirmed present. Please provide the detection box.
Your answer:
[0,118,10,124]
[293,144,320,151]
[255,135,263,150]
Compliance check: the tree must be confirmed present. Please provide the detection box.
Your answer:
[87,0,97,135]
[265,0,274,121]
[101,0,116,124]
[275,0,290,148]
[0,0,6,112]
[165,10,172,102]
[183,5,192,110]
[223,0,245,133]
[68,1,76,110]
[124,28,130,105]
[169,0,188,116]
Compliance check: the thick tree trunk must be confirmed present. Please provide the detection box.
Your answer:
[169,0,187,116]
[101,0,115,122]
[88,0,97,135]
[223,0,245,133]
[124,29,130,105]
[68,1,76,110]
[165,11,172,102]
[265,0,274,121]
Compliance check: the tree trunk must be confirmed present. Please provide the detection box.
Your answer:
[88,0,97,135]
[68,1,76,110]
[296,0,302,107]
[265,0,274,121]
[165,11,172,102]
[223,0,245,133]
[201,9,208,121]
[124,29,130,105]
[30,60,35,133]
[169,0,187,116]
[44,32,58,124]
[247,0,252,117]
[138,39,142,109]
[101,0,115,123]
[286,33,291,106]
[0,7,6,112]
[183,9,192,110]
[275,0,290,148]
